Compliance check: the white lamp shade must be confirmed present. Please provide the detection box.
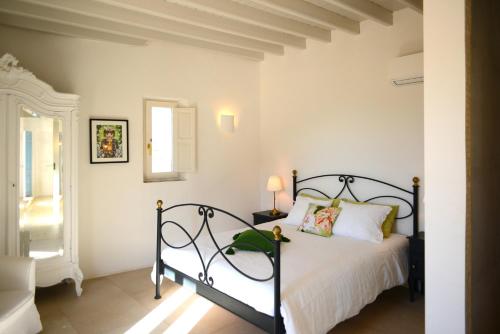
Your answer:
[267,176,283,192]
[220,114,235,132]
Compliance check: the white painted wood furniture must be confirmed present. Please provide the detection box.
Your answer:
[0,53,82,296]
[0,256,43,333]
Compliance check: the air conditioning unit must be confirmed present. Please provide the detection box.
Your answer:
[388,52,423,86]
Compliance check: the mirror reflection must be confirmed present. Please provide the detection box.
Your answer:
[18,109,64,259]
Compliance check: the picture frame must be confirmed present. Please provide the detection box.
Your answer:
[89,119,129,164]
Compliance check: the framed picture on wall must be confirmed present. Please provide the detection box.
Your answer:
[89,119,129,164]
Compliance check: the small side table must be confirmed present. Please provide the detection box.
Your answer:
[408,231,425,302]
[252,210,288,226]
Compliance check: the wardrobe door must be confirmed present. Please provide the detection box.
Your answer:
[18,109,66,261]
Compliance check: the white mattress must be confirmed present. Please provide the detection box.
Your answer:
[158,219,408,334]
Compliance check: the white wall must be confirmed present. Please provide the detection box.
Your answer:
[0,26,261,278]
[259,9,423,235]
[424,0,466,333]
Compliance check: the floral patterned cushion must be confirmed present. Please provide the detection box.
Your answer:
[298,204,342,237]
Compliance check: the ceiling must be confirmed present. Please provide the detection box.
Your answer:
[0,0,423,61]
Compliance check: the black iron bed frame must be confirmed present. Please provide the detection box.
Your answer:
[154,170,420,334]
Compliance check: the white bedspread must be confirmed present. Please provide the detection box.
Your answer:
[158,219,408,334]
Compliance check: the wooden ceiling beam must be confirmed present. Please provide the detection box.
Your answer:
[4,0,282,54]
[0,11,148,46]
[321,0,393,26]
[397,0,423,14]
[98,0,306,48]
[171,0,332,42]
[248,0,359,34]
[0,12,264,61]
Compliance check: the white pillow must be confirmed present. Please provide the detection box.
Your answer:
[284,195,333,226]
[332,200,392,243]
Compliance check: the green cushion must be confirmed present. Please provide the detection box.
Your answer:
[299,193,340,207]
[331,198,341,208]
[225,229,290,257]
[342,199,399,238]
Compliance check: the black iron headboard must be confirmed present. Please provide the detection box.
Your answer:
[292,170,420,237]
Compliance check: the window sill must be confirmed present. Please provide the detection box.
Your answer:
[143,175,186,183]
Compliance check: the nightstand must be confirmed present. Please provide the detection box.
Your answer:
[408,231,425,302]
[252,210,288,225]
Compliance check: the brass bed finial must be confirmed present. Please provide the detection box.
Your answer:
[157,200,163,209]
[273,225,282,241]
[413,177,420,186]
[292,169,297,176]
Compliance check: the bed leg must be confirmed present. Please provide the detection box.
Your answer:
[273,226,283,334]
[155,200,163,300]
[412,177,420,238]
[292,170,297,203]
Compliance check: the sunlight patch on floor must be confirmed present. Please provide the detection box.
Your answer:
[162,297,213,334]
[19,196,63,227]
[29,250,63,259]
[124,287,193,334]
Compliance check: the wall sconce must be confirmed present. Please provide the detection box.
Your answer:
[220,114,235,133]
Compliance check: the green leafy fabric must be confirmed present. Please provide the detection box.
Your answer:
[225,229,290,257]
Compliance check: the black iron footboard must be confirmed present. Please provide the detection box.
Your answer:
[154,202,284,334]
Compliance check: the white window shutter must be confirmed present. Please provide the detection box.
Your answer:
[173,107,196,172]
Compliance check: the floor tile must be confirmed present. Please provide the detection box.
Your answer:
[39,313,78,334]
[35,268,424,334]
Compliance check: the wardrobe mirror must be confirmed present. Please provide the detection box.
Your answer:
[18,108,64,260]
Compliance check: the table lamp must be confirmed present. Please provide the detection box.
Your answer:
[267,175,283,216]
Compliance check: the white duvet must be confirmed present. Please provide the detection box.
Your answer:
[157,219,408,334]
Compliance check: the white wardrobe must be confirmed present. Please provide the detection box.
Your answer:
[0,53,82,295]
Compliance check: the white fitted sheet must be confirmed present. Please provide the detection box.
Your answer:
[158,219,408,334]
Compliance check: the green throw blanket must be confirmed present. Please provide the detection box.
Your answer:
[225,229,290,257]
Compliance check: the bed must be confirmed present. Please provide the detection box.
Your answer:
[152,170,420,334]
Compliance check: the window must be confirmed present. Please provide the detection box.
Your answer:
[144,99,196,182]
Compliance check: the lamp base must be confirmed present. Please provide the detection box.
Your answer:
[270,208,280,216]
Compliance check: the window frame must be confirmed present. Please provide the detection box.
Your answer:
[143,99,182,182]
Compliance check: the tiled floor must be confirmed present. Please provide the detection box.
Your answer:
[19,196,64,259]
[35,268,424,334]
